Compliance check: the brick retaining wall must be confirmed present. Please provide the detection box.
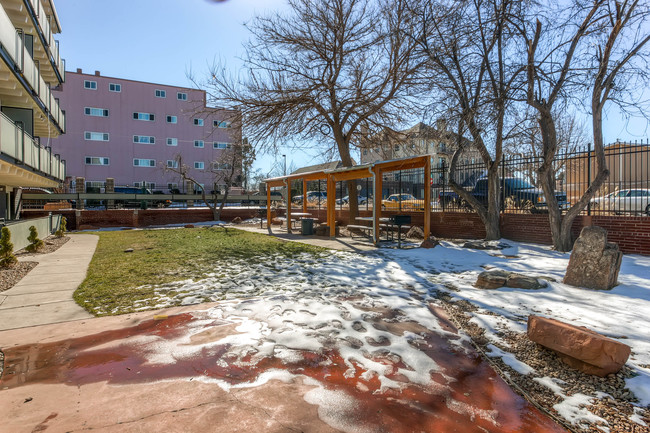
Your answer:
[22,208,650,255]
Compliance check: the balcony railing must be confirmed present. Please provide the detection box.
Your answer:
[26,0,65,81]
[0,4,66,133]
[0,112,66,182]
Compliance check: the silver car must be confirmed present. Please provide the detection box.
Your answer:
[590,189,650,215]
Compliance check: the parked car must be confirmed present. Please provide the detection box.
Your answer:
[590,189,650,215]
[113,187,171,208]
[336,195,368,205]
[292,191,327,205]
[438,177,569,212]
[381,193,426,211]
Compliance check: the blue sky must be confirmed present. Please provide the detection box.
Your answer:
[55,0,649,178]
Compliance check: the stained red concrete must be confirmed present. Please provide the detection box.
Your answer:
[1,308,567,433]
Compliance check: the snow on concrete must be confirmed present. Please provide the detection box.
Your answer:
[129,237,650,429]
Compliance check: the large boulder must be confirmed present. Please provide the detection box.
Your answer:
[564,226,622,290]
[527,315,631,377]
[475,270,547,290]
[406,226,425,239]
[420,236,439,249]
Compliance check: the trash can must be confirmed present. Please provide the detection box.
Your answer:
[140,200,148,210]
[301,218,314,236]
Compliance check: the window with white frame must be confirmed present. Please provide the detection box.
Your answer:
[193,118,204,126]
[85,156,109,165]
[133,158,156,167]
[213,142,231,149]
[133,135,155,144]
[109,83,121,92]
[134,181,156,189]
[155,89,166,98]
[213,163,232,170]
[133,112,155,121]
[194,140,204,148]
[84,107,109,117]
[84,131,109,141]
[214,120,231,128]
[166,160,178,168]
[166,115,177,124]
[167,183,178,191]
[194,161,204,170]
[85,181,105,190]
[84,80,97,89]
[166,138,178,146]
[177,92,188,101]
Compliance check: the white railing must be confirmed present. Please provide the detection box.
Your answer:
[26,0,64,80]
[0,112,66,182]
[0,5,65,133]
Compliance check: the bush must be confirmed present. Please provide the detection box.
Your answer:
[26,225,44,253]
[0,227,17,267]
[55,216,67,238]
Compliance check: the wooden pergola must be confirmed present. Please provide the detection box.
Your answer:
[264,155,431,244]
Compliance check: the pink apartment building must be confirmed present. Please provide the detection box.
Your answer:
[51,69,241,193]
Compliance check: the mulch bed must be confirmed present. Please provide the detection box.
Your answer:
[0,236,70,293]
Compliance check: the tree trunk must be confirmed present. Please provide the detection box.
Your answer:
[484,165,501,240]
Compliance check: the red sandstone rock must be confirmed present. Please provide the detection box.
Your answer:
[419,237,439,249]
[527,315,630,376]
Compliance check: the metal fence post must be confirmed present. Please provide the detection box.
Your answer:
[587,143,592,216]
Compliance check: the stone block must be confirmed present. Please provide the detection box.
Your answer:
[475,270,510,289]
[506,274,547,290]
[420,237,439,249]
[564,226,622,290]
[527,315,630,377]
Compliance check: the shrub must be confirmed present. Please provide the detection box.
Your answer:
[26,225,44,253]
[0,227,17,267]
[55,216,67,238]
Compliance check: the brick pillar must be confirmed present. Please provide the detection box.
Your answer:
[75,177,85,210]
[105,178,115,209]
[185,180,194,207]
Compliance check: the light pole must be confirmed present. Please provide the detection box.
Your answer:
[282,154,287,176]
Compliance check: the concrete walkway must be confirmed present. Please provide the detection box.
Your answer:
[0,234,97,331]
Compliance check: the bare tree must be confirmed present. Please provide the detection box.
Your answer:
[409,0,524,240]
[164,122,253,221]
[515,0,650,251]
[205,0,424,217]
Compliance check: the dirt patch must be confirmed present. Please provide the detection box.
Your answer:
[432,290,650,433]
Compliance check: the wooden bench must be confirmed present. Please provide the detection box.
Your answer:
[276,217,300,228]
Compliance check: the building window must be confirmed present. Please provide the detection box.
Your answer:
[214,120,231,128]
[194,161,204,170]
[166,115,177,124]
[109,83,121,92]
[362,149,368,155]
[134,181,156,189]
[84,107,109,117]
[84,132,109,141]
[177,92,188,101]
[194,140,204,148]
[85,156,109,165]
[213,142,231,149]
[167,183,178,191]
[155,89,166,98]
[394,145,400,152]
[166,160,178,168]
[84,80,97,90]
[213,163,232,170]
[133,135,155,144]
[133,112,155,121]
[166,138,178,146]
[193,118,204,126]
[133,158,156,167]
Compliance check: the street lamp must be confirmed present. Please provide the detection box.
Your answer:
[282,154,287,176]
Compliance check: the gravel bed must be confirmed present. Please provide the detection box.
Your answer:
[434,290,650,433]
[16,235,69,257]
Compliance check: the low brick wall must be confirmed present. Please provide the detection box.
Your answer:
[21,208,650,255]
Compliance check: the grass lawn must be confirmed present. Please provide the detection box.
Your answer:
[74,227,325,316]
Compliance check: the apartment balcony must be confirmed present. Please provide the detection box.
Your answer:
[0,2,65,136]
[2,0,65,84]
[0,111,65,187]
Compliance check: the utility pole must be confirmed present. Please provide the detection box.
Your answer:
[282,154,287,176]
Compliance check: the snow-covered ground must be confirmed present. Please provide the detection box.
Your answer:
[120,237,650,431]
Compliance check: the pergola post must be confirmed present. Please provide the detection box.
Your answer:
[302,179,308,213]
[327,175,336,238]
[373,166,382,245]
[286,179,292,233]
[424,156,431,239]
[266,186,271,228]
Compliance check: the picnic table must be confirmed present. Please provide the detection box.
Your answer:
[348,216,411,247]
[280,212,313,229]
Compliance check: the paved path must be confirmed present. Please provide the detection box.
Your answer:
[0,234,97,331]
[235,225,380,252]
